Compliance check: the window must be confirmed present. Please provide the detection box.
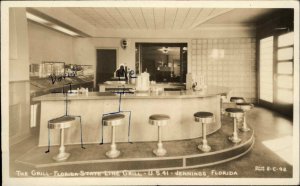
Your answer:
[276,32,294,104]
[259,32,294,106]
[259,36,274,103]
[135,43,187,83]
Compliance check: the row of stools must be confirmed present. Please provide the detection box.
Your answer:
[47,96,253,161]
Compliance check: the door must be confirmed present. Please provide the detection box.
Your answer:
[259,32,294,117]
[96,49,117,85]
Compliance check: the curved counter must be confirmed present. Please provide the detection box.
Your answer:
[34,86,230,147]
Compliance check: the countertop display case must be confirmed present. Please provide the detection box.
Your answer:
[30,63,94,97]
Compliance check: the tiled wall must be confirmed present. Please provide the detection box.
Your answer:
[191,38,257,103]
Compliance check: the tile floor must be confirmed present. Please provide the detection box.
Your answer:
[9,106,293,178]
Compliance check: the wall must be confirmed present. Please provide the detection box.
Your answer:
[9,8,29,81]
[191,38,256,102]
[28,21,74,64]
[9,8,31,145]
[73,27,257,102]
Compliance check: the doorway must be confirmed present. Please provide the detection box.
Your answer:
[96,49,117,87]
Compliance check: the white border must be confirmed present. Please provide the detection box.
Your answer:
[1,1,299,185]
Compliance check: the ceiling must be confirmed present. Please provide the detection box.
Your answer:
[66,7,277,30]
[204,8,277,24]
[27,7,280,37]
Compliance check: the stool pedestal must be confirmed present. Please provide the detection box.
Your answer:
[237,103,253,132]
[53,128,70,161]
[225,108,243,144]
[105,126,120,158]
[48,116,75,162]
[153,125,167,156]
[102,113,125,159]
[149,114,170,157]
[194,112,214,153]
[228,117,242,143]
[220,93,227,115]
[198,122,211,152]
[240,116,250,132]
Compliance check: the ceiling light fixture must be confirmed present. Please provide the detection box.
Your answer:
[26,12,79,37]
[26,12,50,24]
[159,47,169,54]
[52,25,79,36]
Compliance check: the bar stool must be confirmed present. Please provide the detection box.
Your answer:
[220,93,227,115]
[149,114,170,156]
[230,97,246,104]
[194,112,215,152]
[236,103,254,132]
[48,116,76,161]
[102,114,125,158]
[225,108,244,143]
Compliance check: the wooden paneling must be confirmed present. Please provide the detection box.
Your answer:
[67,8,233,30]
[9,81,32,146]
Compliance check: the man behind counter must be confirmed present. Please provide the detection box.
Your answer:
[115,65,128,80]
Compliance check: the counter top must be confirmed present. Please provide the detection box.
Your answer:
[33,86,230,101]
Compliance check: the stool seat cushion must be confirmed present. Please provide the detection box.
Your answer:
[194,112,213,118]
[103,114,125,121]
[103,114,125,126]
[230,97,245,103]
[49,116,76,129]
[225,108,244,118]
[149,114,170,126]
[230,96,244,100]
[149,114,170,121]
[194,112,214,123]
[225,108,243,113]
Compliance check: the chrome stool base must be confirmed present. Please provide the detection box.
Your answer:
[198,144,211,152]
[228,135,241,143]
[153,142,167,156]
[106,144,120,159]
[53,152,70,161]
[239,126,250,132]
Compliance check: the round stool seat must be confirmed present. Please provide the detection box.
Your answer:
[236,103,253,111]
[149,114,170,126]
[194,112,214,123]
[48,116,76,129]
[103,114,125,126]
[230,97,245,103]
[225,108,244,118]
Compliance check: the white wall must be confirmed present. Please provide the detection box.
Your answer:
[28,22,257,101]
[28,21,74,64]
[72,27,255,77]
[9,8,29,81]
[73,37,191,73]
[9,8,31,145]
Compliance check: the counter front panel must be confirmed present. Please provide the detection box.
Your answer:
[35,86,229,146]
